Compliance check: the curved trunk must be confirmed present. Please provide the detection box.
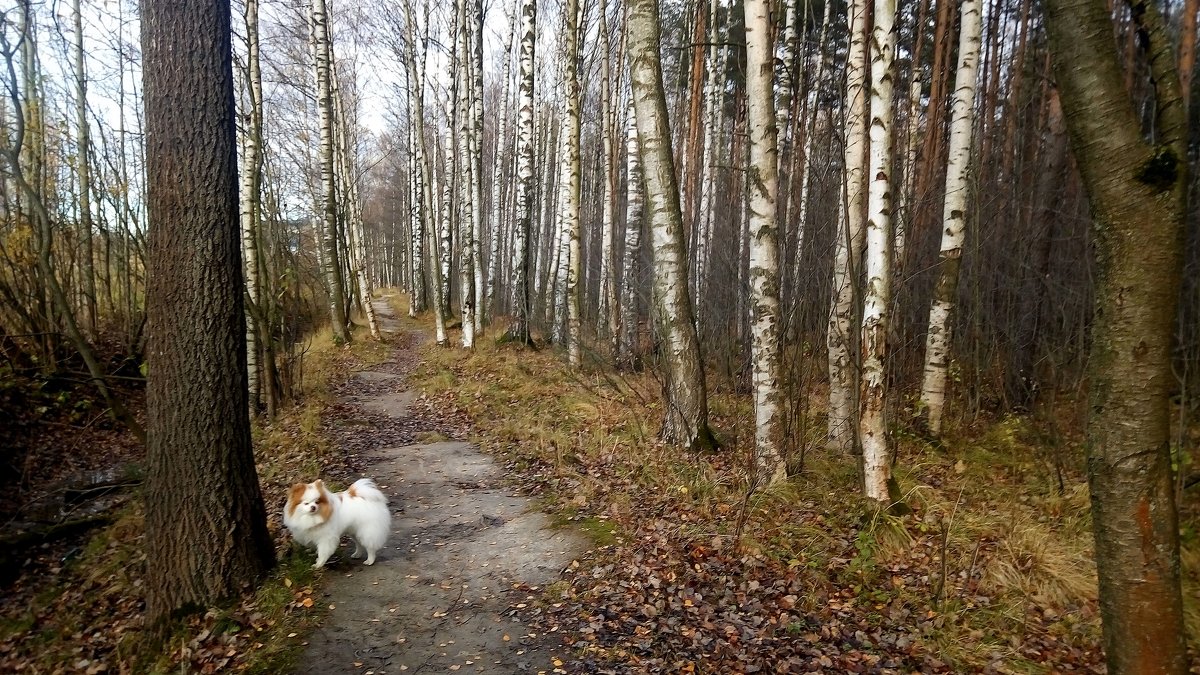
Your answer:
[625,0,715,450]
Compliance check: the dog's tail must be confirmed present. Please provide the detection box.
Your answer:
[347,478,388,504]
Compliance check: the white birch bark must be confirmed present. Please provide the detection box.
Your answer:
[596,0,618,344]
[332,70,380,340]
[311,0,349,343]
[563,0,582,366]
[827,0,870,453]
[746,0,787,486]
[469,0,484,333]
[626,0,715,449]
[506,0,536,343]
[240,0,264,402]
[486,9,516,322]
[919,0,982,435]
[402,0,431,316]
[860,0,897,504]
[693,0,721,335]
[454,0,476,348]
[618,97,643,368]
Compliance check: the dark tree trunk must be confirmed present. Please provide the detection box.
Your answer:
[141,0,275,628]
[1045,0,1188,671]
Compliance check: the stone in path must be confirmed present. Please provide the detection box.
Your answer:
[296,298,587,674]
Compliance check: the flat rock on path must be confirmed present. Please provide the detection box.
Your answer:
[296,298,587,675]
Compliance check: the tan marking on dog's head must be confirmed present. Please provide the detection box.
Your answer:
[286,483,308,517]
[314,481,334,521]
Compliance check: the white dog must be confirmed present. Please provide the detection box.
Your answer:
[283,478,391,568]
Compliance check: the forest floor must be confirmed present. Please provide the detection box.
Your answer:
[294,296,588,674]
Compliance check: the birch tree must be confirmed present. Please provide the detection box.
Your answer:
[618,98,643,369]
[860,0,897,504]
[919,0,982,435]
[563,0,582,367]
[1045,0,1188,669]
[505,0,536,344]
[240,0,265,407]
[827,0,870,454]
[311,0,349,343]
[626,0,716,450]
[745,0,785,486]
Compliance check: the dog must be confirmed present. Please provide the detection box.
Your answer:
[283,478,391,568]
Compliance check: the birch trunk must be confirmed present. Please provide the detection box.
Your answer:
[486,9,516,322]
[618,98,644,369]
[240,0,264,406]
[563,0,582,367]
[311,0,349,343]
[597,0,618,344]
[860,0,896,504]
[827,0,869,453]
[505,0,536,344]
[454,0,476,348]
[693,0,721,335]
[72,0,96,337]
[470,0,484,333]
[402,1,430,316]
[626,0,716,450]
[745,0,786,486]
[918,0,982,435]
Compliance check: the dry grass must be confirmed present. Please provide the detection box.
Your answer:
[401,304,1159,671]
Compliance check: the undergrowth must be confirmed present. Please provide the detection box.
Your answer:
[402,314,1196,671]
[0,315,389,674]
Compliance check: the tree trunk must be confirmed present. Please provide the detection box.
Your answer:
[859,0,897,504]
[506,0,536,345]
[141,0,274,627]
[618,97,644,369]
[626,0,716,450]
[745,0,786,486]
[72,0,96,338]
[563,0,583,367]
[311,0,349,343]
[918,0,983,435]
[827,0,870,454]
[1045,0,1188,670]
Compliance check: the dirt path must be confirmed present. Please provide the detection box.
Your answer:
[297,298,587,674]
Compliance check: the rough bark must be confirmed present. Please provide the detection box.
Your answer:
[1045,0,1188,670]
[141,0,274,627]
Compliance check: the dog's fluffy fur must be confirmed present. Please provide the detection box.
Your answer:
[283,478,391,568]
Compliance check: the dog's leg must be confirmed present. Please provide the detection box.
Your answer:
[364,547,377,565]
[350,537,365,559]
[314,540,337,569]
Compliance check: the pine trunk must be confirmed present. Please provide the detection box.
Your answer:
[141,0,274,626]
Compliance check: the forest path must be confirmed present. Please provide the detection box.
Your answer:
[296,297,586,675]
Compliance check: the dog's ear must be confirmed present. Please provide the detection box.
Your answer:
[313,479,325,491]
[287,483,307,506]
